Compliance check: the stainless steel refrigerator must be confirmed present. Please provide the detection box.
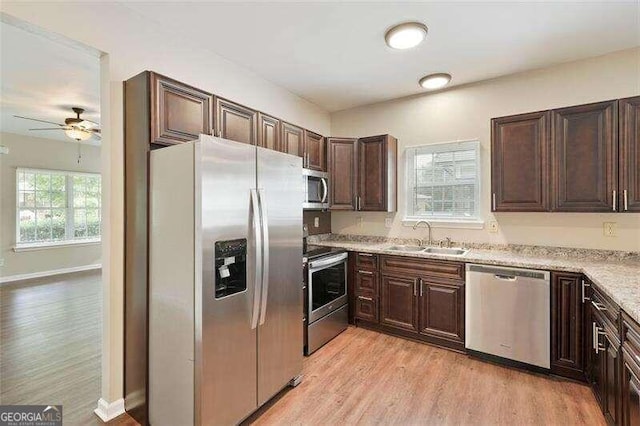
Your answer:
[148,135,303,426]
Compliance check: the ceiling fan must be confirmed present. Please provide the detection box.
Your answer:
[14,107,101,141]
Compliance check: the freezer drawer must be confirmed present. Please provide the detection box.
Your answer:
[307,304,348,355]
[465,264,550,369]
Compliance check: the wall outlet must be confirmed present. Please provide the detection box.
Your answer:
[603,222,617,237]
[314,217,320,228]
[0,258,4,267]
[488,221,499,233]
[384,218,393,228]
[357,216,363,228]
[0,146,8,155]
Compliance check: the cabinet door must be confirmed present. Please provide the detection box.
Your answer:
[418,279,464,345]
[215,98,257,145]
[552,100,617,212]
[355,294,378,323]
[304,131,326,171]
[619,96,640,212]
[358,135,388,211]
[328,138,358,210]
[603,334,621,425]
[257,113,280,151]
[150,73,213,146]
[551,273,585,380]
[380,274,418,332]
[622,351,640,426]
[491,111,550,211]
[281,122,304,157]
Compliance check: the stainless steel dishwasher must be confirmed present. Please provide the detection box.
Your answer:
[465,264,550,369]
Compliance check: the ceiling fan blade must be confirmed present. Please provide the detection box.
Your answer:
[14,115,65,126]
[28,128,67,131]
[91,132,102,139]
[90,128,101,133]
[81,119,100,126]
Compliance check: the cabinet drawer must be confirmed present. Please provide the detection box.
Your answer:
[380,255,464,281]
[355,294,378,323]
[591,284,620,329]
[356,270,378,295]
[356,252,378,270]
[623,312,640,360]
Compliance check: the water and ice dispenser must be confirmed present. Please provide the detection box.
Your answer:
[214,239,247,299]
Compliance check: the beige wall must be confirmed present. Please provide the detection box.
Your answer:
[0,132,102,278]
[331,48,640,251]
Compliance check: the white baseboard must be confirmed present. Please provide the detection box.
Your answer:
[0,263,101,284]
[94,397,125,422]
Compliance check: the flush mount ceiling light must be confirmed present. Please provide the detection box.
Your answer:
[385,22,428,49]
[419,73,452,90]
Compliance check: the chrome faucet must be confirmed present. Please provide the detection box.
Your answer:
[412,220,433,246]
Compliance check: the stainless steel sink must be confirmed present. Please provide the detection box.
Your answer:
[422,247,469,256]
[385,245,425,252]
[384,245,469,256]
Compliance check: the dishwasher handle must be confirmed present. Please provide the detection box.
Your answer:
[494,274,517,281]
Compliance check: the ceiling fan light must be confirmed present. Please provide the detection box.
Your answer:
[385,22,428,49]
[65,128,92,141]
[419,73,452,90]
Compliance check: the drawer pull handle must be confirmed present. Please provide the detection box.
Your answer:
[358,270,373,275]
[358,296,373,302]
[591,301,608,312]
[359,253,374,257]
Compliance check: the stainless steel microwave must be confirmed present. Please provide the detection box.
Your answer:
[303,169,329,210]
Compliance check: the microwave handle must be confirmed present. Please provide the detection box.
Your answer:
[320,178,328,203]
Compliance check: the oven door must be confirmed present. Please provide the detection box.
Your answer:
[308,252,348,323]
[303,169,329,210]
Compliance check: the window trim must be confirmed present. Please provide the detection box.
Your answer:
[15,167,102,247]
[403,140,483,227]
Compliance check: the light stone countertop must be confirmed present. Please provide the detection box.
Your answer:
[310,238,640,325]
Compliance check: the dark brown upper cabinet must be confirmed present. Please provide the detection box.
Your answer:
[491,111,550,212]
[215,97,258,145]
[619,96,640,212]
[328,135,397,212]
[281,122,304,157]
[551,272,585,381]
[358,135,397,211]
[552,100,618,212]
[257,113,280,151]
[304,130,326,171]
[150,72,213,146]
[327,138,358,210]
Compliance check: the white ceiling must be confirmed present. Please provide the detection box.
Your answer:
[121,1,640,112]
[0,20,100,144]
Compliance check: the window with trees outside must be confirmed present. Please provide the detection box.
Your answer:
[405,141,481,223]
[16,168,101,247]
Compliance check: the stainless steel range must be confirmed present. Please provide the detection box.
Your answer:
[303,245,348,354]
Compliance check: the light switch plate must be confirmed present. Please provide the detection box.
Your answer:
[0,258,5,267]
[384,218,393,228]
[0,146,8,155]
[489,221,499,233]
[603,222,617,237]
[314,217,320,228]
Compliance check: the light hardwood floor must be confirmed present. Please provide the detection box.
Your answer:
[248,326,605,426]
[0,271,136,426]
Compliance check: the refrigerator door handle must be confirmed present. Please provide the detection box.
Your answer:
[258,188,270,326]
[250,189,262,330]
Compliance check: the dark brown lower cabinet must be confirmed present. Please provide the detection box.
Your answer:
[380,274,418,332]
[551,272,585,381]
[588,310,621,425]
[355,294,378,323]
[622,313,640,426]
[418,279,464,346]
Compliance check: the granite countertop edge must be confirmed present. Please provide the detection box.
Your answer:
[311,240,640,325]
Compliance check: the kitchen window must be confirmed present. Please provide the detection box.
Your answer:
[404,140,481,226]
[16,168,101,248]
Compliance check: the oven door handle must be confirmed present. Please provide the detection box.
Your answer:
[309,252,348,270]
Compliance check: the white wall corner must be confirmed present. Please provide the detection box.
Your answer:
[94,397,125,422]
